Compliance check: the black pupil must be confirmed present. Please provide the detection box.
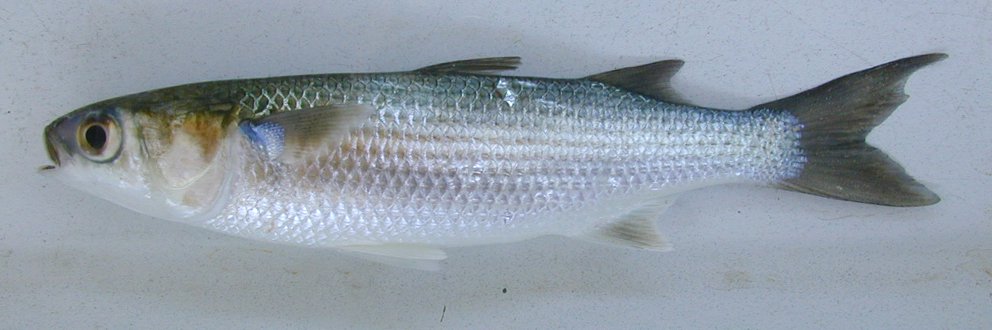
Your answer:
[85,125,107,151]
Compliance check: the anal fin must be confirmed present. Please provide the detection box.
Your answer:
[579,198,676,251]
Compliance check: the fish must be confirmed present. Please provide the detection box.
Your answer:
[42,54,944,269]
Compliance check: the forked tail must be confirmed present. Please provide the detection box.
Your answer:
[752,54,945,206]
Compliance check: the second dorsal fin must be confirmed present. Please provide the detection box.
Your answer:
[415,57,521,75]
[586,59,691,105]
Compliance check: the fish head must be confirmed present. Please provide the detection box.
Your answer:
[42,96,237,222]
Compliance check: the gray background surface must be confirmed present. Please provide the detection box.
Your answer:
[2,1,990,328]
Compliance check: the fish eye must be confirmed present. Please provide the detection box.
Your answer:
[76,113,122,162]
[84,124,107,150]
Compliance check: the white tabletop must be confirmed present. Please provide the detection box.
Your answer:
[1,1,989,328]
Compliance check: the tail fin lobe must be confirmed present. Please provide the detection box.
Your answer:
[752,54,945,206]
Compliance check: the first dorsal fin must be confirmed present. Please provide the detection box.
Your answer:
[586,59,691,105]
[415,57,521,74]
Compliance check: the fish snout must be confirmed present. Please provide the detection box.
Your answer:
[43,117,67,168]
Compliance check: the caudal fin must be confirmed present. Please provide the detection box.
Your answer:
[752,54,945,206]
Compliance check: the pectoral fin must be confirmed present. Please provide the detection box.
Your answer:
[239,104,375,164]
[579,198,676,251]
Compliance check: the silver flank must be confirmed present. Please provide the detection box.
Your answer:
[206,73,805,246]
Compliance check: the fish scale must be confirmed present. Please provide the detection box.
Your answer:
[206,73,804,246]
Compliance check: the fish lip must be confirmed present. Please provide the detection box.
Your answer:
[43,117,64,168]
